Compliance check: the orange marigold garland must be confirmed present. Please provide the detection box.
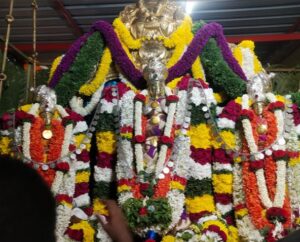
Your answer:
[237,93,292,241]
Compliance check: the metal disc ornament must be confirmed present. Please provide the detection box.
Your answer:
[42,129,53,140]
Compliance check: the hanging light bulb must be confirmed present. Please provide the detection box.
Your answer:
[185,0,196,14]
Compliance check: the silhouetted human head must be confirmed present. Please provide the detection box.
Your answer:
[0,156,56,242]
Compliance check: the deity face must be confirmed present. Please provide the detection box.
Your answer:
[143,59,168,99]
[139,0,168,14]
[247,72,274,102]
[35,85,57,113]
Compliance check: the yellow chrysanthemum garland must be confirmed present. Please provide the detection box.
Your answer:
[0,136,12,155]
[95,131,117,155]
[69,221,95,242]
[232,40,263,76]
[113,16,193,50]
[79,48,112,96]
[49,55,63,81]
[93,198,109,216]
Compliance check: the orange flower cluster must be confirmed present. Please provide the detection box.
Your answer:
[30,117,65,186]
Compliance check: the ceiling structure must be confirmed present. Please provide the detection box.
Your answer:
[0,0,300,67]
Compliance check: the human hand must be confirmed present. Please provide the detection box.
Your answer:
[96,200,133,242]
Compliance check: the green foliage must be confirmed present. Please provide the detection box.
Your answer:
[190,104,206,125]
[193,21,246,101]
[185,178,213,197]
[272,72,300,95]
[292,92,300,108]
[0,53,26,115]
[95,112,116,132]
[0,51,49,115]
[54,32,104,106]
[93,181,116,199]
[122,198,172,229]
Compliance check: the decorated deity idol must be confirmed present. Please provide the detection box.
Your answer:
[0,85,94,242]
[44,0,273,241]
[216,43,300,241]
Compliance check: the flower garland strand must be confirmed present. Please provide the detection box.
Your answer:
[241,93,287,209]
[49,21,246,91]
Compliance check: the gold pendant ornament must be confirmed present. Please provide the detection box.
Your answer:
[42,129,53,140]
[257,124,268,134]
[151,115,160,125]
[151,101,160,109]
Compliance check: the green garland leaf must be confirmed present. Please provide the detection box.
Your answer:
[95,112,115,132]
[185,178,213,197]
[192,21,246,101]
[93,181,116,199]
[291,92,300,108]
[122,198,172,229]
[54,32,104,106]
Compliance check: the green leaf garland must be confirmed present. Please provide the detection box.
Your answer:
[192,21,246,101]
[185,178,213,197]
[54,32,104,106]
[122,198,172,229]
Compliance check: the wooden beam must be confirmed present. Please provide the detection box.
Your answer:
[48,0,83,37]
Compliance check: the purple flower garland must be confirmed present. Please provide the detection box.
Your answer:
[49,20,246,89]
[49,33,92,88]
[168,22,247,82]
[91,21,145,89]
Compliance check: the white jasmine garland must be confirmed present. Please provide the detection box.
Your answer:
[74,193,90,207]
[135,143,144,174]
[96,222,112,242]
[213,163,233,172]
[217,118,235,130]
[155,145,169,177]
[51,171,64,195]
[94,166,113,182]
[273,160,287,208]
[0,130,10,136]
[73,121,88,134]
[216,203,234,215]
[60,163,76,197]
[133,88,178,178]
[241,47,255,80]
[56,204,73,239]
[119,90,135,127]
[198,214,218,225]
[71,207,88,220]
[190,87,216,107]
[296,125,300,135]
[176,90,188,125]
[189,161,212,180]
[167,190,185,231]
[285,95,300,227]
[70,84,105,116]
[116,83,192,236]
[241,94,287,209]
[118,191,134,205]
[200,231,223,242]
[75,161,90,170]
[116,139,134,179]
